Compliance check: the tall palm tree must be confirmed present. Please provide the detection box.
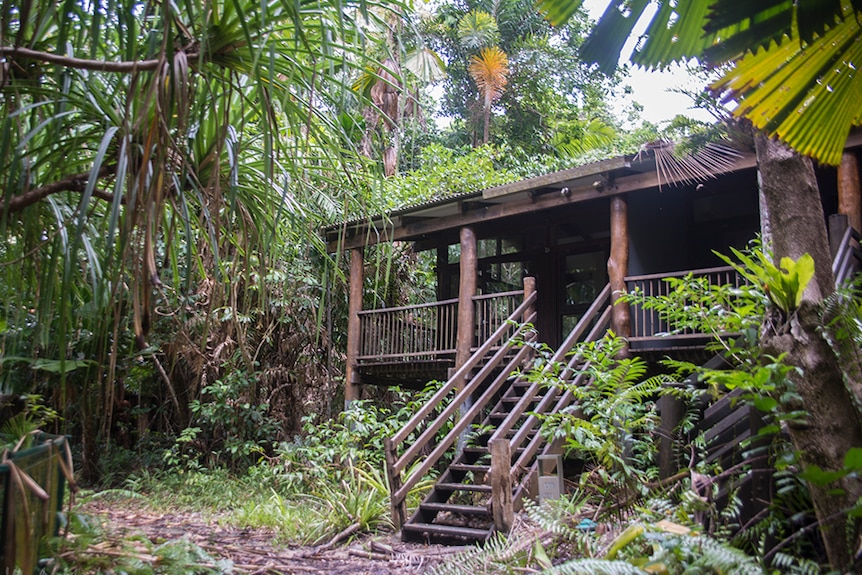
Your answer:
[468,46,510,144]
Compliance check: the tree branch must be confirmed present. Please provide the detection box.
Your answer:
[5,165,120,213]
[0,46,199,73]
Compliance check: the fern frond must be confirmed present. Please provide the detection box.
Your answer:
[542,559,645,574]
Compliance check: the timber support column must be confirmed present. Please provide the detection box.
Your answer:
[609,195,631,349]
[839,152,862,232]
[344,247,364,407]
[454,227,478,385]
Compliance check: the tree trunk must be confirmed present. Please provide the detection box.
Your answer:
[482,94,491,145]
[756,134,862,570]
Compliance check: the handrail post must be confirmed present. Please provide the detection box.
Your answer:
[523,276,536,322]
[839,151,862,232]
[490,438,514,532]
[384,437,406,529]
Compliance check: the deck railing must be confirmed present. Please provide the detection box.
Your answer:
[625,266,744,343]
[357,298,459,363]
[357,290,524,365]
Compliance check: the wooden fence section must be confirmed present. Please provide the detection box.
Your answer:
[357,298,459,363]
[625,266,743,345]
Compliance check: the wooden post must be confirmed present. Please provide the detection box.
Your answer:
[344,247,364,407]
[839,152,862,232]
[523,276,536,321]
[489,438,514,533]
[384,437,406,529]
[657,393,685,479]
[608,196,631,345]
[455,227,478,377]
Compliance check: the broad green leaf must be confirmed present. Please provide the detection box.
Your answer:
[579,0,651,74]
[799,464,847,485]
[845,447,862,470]
[33,358,95,374]
[711,13,862,165]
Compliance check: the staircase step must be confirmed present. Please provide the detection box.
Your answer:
[449,463,491,473]
[436,482,492,493]
[420,502,491,516]
[402,522,492,544]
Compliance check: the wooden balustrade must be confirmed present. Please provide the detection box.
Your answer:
[625,266,743,343]
[357,290,524,365]
[833,225,862,286]
[357,298,459,363]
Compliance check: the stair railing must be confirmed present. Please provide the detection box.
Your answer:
[832,224,862,286]
[486,284,613,529]
[385,287,539,529]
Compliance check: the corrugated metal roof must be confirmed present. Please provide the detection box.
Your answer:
[322,153,634,232]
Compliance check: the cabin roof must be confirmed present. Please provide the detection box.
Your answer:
[328,146,763,250]
[325,132,862,252]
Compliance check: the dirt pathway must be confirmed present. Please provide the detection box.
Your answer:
[74,499,465,574]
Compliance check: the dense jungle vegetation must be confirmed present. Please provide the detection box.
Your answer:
[3,0,862,572]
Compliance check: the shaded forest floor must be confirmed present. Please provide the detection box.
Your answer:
[69,498,472,574]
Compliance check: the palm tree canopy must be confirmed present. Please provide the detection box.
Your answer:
[468,46,510,104]
[537,0,862,165]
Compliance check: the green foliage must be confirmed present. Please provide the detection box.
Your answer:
[457,10,500,50]
[544,525,763,574]
[250,382,447,490]
[717,248,815,315]
[538,334,672,498]
[821,276,862,420]
[538,0,860,164]
[423,0,627,153]
[302,462,393,545]
[184,368,281,471]
[378,144,518,210]
[0,394,59,450]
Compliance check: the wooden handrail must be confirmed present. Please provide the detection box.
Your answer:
[472,290,523,301]
[358,297,460,316]
[391,322,537,504]
[625,266,744,341]
[388,290,537,447]
[833,225,862,286]
[624,265,736,283]
[386,283,539,528]
[488,284,612,447]
[512,306,612,474]
[391,311,537,476]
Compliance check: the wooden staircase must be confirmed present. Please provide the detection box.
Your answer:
[385,284,613,545]
[386,223,862,546]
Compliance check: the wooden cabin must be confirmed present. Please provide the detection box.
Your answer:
[323,136,862,545]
